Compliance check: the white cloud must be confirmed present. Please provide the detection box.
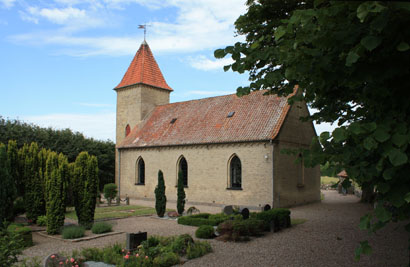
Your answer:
[21,113,115,141]
[0,0,15,8]
[11,0,247,56]
[188,55,233,71]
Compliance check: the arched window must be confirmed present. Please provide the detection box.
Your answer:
[136,157,145,185]
[178,156,188,187]
[230,155,242,189]
[125,124,131,137]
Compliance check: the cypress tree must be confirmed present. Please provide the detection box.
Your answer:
[177,171,186,215]
[24,142,45,222]
[154,170,166,217]
[73,152,98,229]
[7,140,19,196]
[45,152,67,234]
[0,143,16,227]
[17,143,29,197]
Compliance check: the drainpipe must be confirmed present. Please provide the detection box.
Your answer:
[270,140,275,208]
[118,148,121,198]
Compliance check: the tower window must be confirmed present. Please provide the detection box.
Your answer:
[125,124,131,136]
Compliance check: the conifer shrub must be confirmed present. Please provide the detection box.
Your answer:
[13,197,25,217]
[73,152,99,229]
[155,170,166,217]
[0,143,15,226]
[36,215,47,226]
[177,171,186,215]
[91,222,112,234]
[62,225,85,239]
[45,152,67,235]
[103,183,117,200]
[195,225,215,239]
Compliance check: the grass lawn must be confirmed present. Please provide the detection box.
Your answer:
[65,205,172,220]
[321,176,339,185]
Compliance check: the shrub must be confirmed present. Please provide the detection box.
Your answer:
[0,143,15,226]
[36,215,47,226]
[154,170,166,217]
[62,225,85,239]
[91,222,112,234]
[7,224,33,247]
[252,208,291,231]
[103,183,117,200]
[152,252,179,267]
[186,241,212,259]
[45,152,67,234]
[73,152,99,229]
[177,171,186,215]
[195,225,215,239]
[0,225,23,266]
[170,234,194,255]
[177,213,234,227]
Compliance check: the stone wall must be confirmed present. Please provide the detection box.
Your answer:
[118,142,274,208]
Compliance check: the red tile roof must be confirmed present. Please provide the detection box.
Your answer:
[118,90,291,148]
[115,41,172,91]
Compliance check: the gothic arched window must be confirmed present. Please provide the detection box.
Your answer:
[125,124,131,137]
[136,157,145,185]
[178,156,188,187]
[230,155,242,189]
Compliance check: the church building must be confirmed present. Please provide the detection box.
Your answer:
[114,41,320,209]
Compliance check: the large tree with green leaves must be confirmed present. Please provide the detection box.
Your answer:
[216,0,410,260]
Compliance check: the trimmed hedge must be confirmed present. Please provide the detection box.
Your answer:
[91,222,112,234]
[103,183,117,200]
[195,225,215,239]
[178,213,241,227]
[251,208,291,231]
[62,225,85,239]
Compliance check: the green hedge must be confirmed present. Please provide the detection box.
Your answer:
[195,225,215,239]
[91,222,112,234]
[7,224,33,247]
[177,213,240,227]
[251,208,291,231]
[62,225,85,239]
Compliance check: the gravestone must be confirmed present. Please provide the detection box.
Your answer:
[222,205,234,215]
[240,208,249,220]
[126,232,147,251]
[263,204,271,211]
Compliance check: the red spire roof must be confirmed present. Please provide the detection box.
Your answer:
[115,41,172,91]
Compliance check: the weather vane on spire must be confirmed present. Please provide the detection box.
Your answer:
[138,24,149,41]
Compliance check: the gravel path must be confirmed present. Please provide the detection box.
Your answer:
[22,190,408,266]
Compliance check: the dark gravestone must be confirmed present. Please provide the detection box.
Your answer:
[263,204,271,211]
[240,208,249,220]
[126,232,147,251]
[222,205,234,215]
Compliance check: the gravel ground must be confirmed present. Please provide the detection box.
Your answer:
[21,190,408,266]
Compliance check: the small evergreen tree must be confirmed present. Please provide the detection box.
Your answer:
[177,171,186,215]
[73,152,98,229]
[155,170,166,217]
[17,143,29,197]
[0,143,15,227]
[24,142,45,222]
[45,152,67,234]
[7,140,19,196]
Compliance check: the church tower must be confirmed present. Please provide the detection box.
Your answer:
[114,40,172,146]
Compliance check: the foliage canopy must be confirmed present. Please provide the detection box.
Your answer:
[216,0,410,259]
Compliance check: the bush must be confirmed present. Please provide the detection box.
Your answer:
[0,225,24,266]
[103,183,117,200]
[36,215,47,226]
[152,252,180,267]
[170,234,194,255]
[177,213,235,227]
[62,225,85,239]
[251,208,291,231]
[195,225,215,239]
[7,224,33,247]
[91,222,112,234]
[186,241,212,259]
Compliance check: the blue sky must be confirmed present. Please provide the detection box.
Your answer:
[0,0,333,141]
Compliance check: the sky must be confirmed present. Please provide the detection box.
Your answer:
[0,0,334,141]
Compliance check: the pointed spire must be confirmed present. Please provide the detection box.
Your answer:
[115,41,172,91]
